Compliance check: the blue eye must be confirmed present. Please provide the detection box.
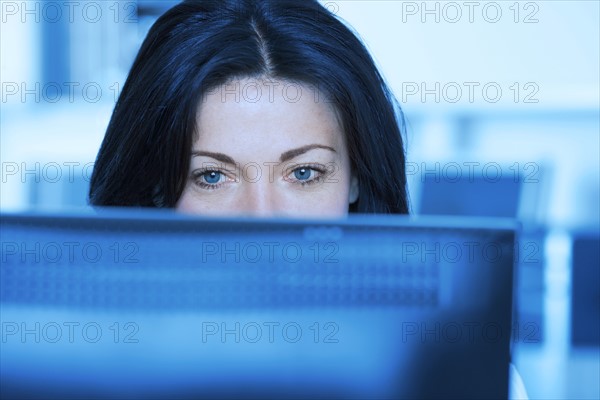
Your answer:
[287,164,327,187]
[203,171,221,184]
[293,168,312,181]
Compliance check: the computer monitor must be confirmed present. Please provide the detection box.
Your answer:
[571,233,600,347]
[419,175,522,218]
[1,209,517,399]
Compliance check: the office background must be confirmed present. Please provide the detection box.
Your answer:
[1,1,598,398]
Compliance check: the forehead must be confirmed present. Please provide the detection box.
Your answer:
[194,78,345,156]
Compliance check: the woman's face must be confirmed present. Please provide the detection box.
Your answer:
[176,78,358,217]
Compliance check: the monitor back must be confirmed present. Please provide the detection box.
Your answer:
[419,175,521,218]
[0,210,516,399]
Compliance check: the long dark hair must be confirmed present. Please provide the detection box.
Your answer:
[89,0,409,214]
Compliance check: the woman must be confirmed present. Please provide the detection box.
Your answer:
[88,0,409,216]
[88,1,527,398]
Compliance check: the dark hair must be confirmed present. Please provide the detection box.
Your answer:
[89,0,409,214]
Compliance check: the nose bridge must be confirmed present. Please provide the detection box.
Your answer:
[239,178,277,217]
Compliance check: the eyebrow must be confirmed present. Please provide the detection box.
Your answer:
[192,144,336,164]
[279,144,336,163]
[191,151,235,165]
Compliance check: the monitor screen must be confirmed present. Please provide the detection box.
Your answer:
[419,175,521,218]
[1,209,516,399]
[571,233,600,346]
